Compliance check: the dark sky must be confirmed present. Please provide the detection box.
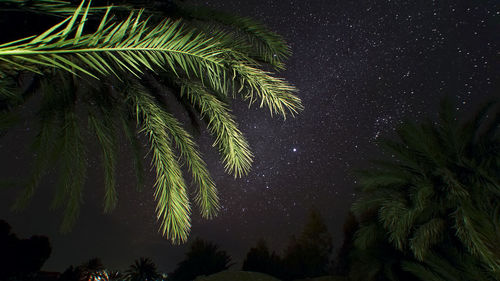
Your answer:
[1,0,499,274]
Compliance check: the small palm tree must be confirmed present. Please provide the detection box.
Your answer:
[0,0,302,243]
[125,258,161,281]
[352,98,500,276]
[78,258,106,281]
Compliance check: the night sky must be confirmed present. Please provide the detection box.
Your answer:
[1,0,499,274]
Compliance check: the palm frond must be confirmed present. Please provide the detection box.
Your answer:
[0,0,113,17]
[0,76,22,105]
[57,105,87,232]
[180,81,253,177]
[453,205,500,271]
[351,193,386,218]
[88,107,118,213]
[232,63,302,118]
[356,168,410,190]
[379,197,414,250]
[121,114,145,191]
[175,2,291,70]
[140,86,220,219]
[353,223,378,249]
[128,83,192,243]
[409,218,445,260]
[376,138,425,173]
[12,79,61,210]
[402,260,447,281]
[413,181,434,211]
[403,251,497,281]
[12,120,54,210]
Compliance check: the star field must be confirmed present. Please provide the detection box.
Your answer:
[0,0,499,273]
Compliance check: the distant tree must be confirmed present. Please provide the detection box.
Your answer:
[242,239,283,278]
[332,211,358,276]
[0,220,51,280]
[78,258,106,281]
[125,257,162,281]
[59,265,123,281]
[169,238,232,281]
[351,99,500,280]
[282,209,333,280]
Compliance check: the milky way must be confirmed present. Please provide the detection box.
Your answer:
[1,0,498,273]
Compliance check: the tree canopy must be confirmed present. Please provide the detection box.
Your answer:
[350,98,500,280]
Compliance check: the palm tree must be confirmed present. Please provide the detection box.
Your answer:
[0,0,302,243]
[125,257,162,281]
[78,258,106,281]
[351,98,500,276]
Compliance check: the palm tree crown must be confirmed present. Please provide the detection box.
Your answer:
[125,257,161,281]
[352,98,500,275]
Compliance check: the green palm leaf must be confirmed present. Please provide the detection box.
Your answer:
[180,81,253,177]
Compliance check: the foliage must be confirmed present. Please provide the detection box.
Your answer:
[59,258,126,281]
[350,98,500,279]
[241,238,283,278]
[281,209,333,281]
[168,238,232,281]
[347,212,419,281]
[124,257,162,281]
[239,210,333,280]
[332,211,357,276]
[402,246,500,281]
[0,0,302,243]
[78,258,107,281]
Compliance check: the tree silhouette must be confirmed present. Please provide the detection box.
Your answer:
[332,211,358,276]
[125,257,162,281]
[242,239,283,278]
[0,220,51,281]
[351,98,500,279]
[281,209,333,280]
[78,258,107,281]
[0,0,302,243]
[169,238,232,281]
